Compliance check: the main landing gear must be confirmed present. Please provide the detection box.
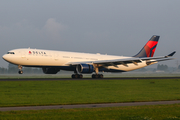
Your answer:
[92,74,103,78]
[71,74,83,78]
[71,70,83,78]
[71,65,104,79]
[91,65,103,78]
[18,65,23,74]
[71,74,103,79]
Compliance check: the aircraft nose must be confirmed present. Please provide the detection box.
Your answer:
[2,54,8,61]
[2,54,5,59]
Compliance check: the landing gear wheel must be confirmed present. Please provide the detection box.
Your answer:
[18,65,23,74]
[92,74,95,78]
[74,74,79,78]
[18,70,23,74]
[95,74,99,78]
[79,74,83,78]
[72,74,75,78]
[99,74,103,78]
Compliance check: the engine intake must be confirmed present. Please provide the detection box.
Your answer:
[42,67,60,74]
[76,64,94,73]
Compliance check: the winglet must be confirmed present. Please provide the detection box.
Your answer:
[165,51,176,57]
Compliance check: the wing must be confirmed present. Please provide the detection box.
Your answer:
[66,51,176,67]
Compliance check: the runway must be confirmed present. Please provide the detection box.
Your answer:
[0,77,180,81]
[0,100,180,111]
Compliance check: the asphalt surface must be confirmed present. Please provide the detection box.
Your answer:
[0,77,180,81]
[0,101,180,111]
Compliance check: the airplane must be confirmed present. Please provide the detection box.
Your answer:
[2,35,176,78]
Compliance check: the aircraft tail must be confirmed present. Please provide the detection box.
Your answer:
[134,35,160,57]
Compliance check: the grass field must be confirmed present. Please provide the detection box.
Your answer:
[1,78,180,120]
[1,104,180,120]
[0,79,180,107]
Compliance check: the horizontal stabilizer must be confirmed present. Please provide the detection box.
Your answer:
[166,51,176,57]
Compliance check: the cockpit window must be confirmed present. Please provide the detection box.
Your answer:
[7,52,15,54]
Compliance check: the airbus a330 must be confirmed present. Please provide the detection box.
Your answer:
[2,35,176,78]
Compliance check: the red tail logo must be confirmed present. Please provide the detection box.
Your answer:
[134,35,159,57]
[144,41,158,57]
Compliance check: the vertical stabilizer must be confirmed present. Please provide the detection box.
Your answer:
[134,35,160,57]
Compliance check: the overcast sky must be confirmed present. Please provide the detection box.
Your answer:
[0,0,180,68]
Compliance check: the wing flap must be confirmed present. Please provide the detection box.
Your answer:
[95,59,142,67]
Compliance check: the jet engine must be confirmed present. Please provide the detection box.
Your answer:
[42,67,60,74]
[76,64,94,73]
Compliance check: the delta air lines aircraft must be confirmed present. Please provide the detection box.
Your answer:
[2,35,176,78]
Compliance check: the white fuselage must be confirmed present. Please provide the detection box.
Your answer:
[2,48,151,72]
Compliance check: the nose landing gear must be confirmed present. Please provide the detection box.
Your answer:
[18,65,23,74]
[18,70,23,74]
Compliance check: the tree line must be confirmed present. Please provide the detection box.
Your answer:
[157,64,168,71]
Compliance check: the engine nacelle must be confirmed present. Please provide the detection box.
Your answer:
[76,64,94,73]
[42,67,60,74]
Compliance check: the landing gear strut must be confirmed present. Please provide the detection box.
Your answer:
[18,65,23,74]
[91,65,103,78]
